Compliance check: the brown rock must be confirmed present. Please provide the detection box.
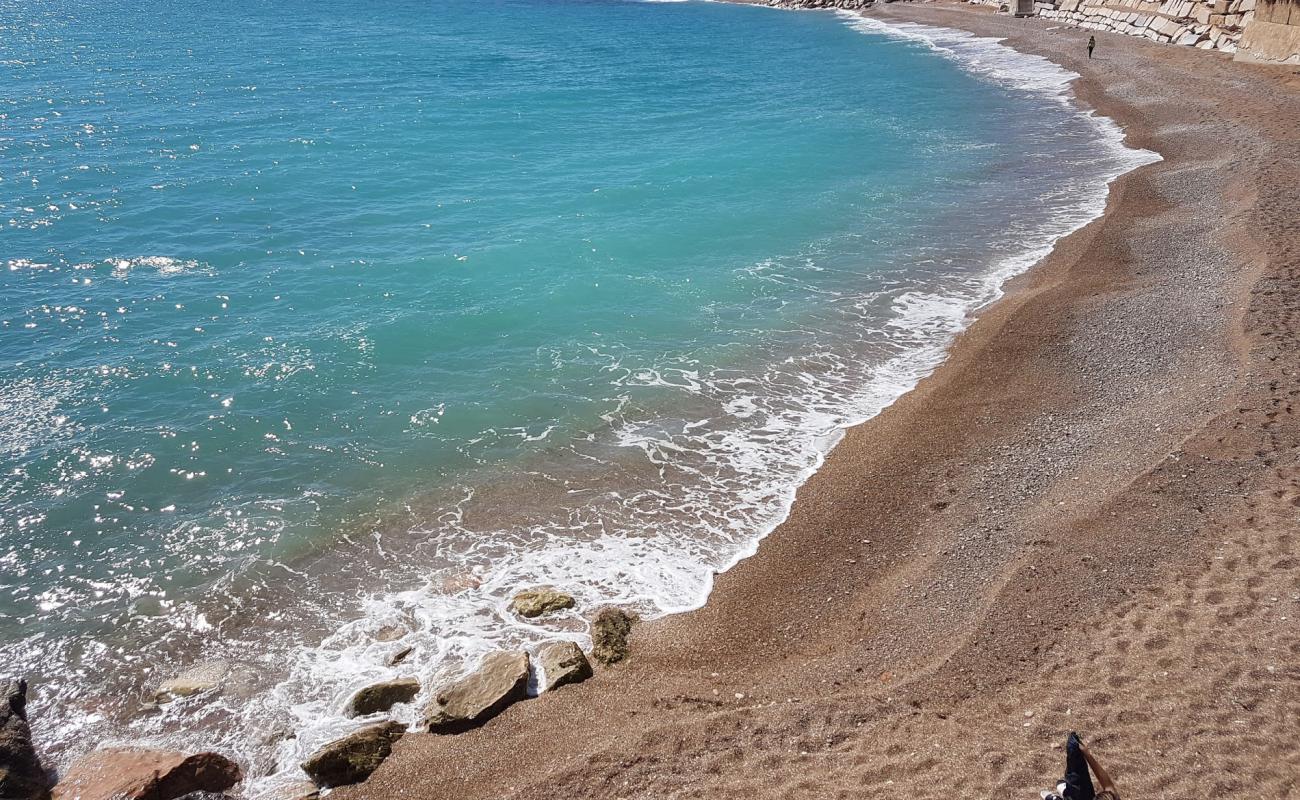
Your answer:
[537,642,593,691]
[52,748,241,800]
[508,588,575,618]
[299,721,403,788]
[1,679,48,800]
[345,678,420,718]
[421,651,529,734]
[590,607,639,666]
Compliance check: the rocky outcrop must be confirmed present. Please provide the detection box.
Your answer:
[536,642,593,691]
[590,608,639,666]
[508,588,575,618]
[1,679,48,800]
[345,678,420,717]
[299,721,403,788]
[52,748,241,800]
[421,652,529,734]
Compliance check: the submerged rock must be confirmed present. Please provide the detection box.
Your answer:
[154,661,259,705]
[52,748,241,800]
[537,641,593,691]
[345,678,421,718]
[421,651,529,734]
[590,607,639,666]
[153,660,230,702]
[372,625,406,643]
[508,588,575,618]
[1,679,48,800]
[299,721,403,788]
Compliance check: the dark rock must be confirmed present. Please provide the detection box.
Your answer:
[299,722,403,788]
[345,678,420,718]
[1,679,47,800]
[508,588,575,618]
[386,646,414,667]
[536,642,593,691]
[51,748,240,800]
[421,651,529,734]
[590,607,639,666]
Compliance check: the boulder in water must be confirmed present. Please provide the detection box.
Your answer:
[421,651,529,734]
[508,588,575,618]
[345,678,420,718]
[153,660,259,705]
[51,748,241,800]
[153,660,229,702]
[590,607,639,666]
[1,679,48,800]
[537,641,593,691]
[299,721,404,788]
[386,646,414,667]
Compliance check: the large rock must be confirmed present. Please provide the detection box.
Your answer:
[1,679,48,800]
[51,748,241,800]
[421,651,529,734]
[345,678,420,718]
[590,607,639,666]
[537,642,592,691]
[299,721,403,789]
[508,588,575,618]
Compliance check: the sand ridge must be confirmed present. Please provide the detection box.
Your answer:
[334,4,1300,798]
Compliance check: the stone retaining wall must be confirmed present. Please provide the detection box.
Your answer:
[761,0,1298,64]
[1236,0,1300,62]
[1034,0,1253,52]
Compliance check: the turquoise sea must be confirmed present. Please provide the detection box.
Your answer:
[0,0,1153,786]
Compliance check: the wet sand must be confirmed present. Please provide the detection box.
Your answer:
[337,4,1300,798]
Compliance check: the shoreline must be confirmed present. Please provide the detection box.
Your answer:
[334,2,1300,799]
[20,6,1160,789]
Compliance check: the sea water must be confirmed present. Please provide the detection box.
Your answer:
[0,0,1154,787]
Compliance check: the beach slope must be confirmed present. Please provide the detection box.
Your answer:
[337,5,1300,798]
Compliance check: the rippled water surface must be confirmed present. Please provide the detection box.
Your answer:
[0,0,1152,786]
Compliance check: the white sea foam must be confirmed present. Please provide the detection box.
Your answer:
[108,256,208,278]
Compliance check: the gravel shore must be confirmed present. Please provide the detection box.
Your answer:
[337,4,1300,797]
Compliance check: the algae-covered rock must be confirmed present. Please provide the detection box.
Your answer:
[345,677,420,718]
[300,721,404,788]
[421,651,529,734]
[590,607,639,666]
[537,641,593,691]
[508,588,575,618]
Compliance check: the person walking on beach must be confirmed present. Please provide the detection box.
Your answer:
[1087,35,1096,59]
[1039,732,1121,800]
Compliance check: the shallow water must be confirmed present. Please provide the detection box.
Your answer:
[0,0,1153,787]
